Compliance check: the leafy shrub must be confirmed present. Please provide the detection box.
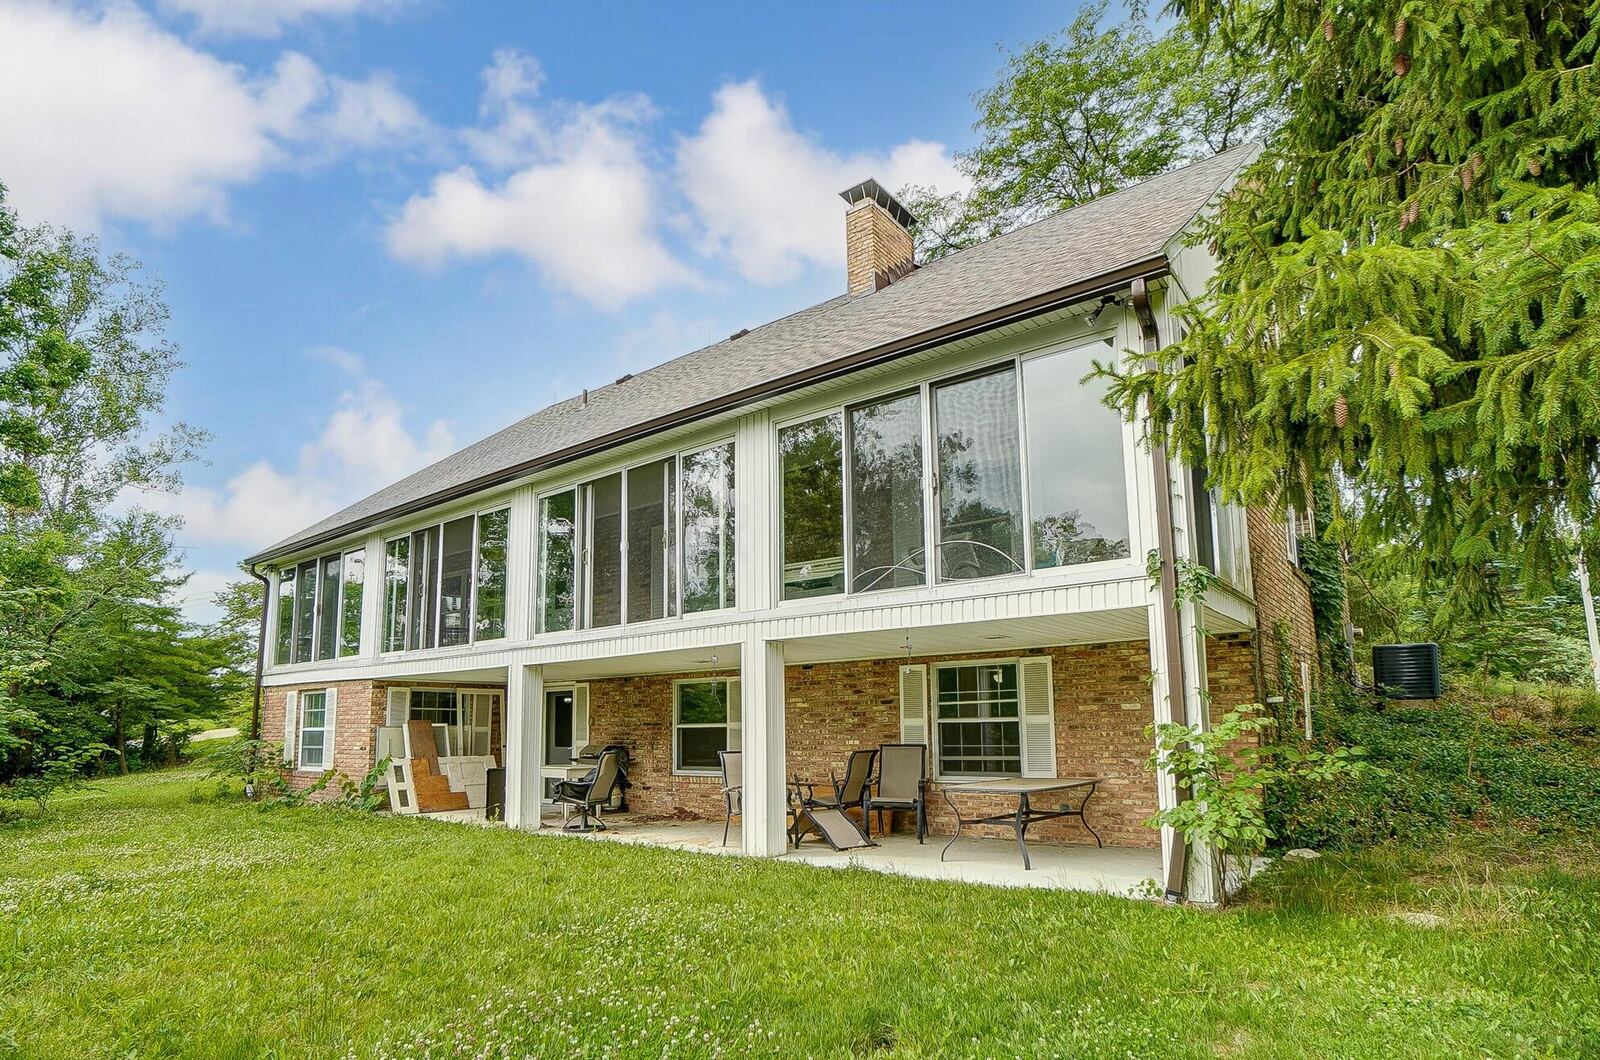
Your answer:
[0,748,102,813]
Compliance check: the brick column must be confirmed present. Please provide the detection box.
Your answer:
[740,633,787,856]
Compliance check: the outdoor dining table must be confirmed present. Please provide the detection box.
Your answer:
[939,776,1104,870]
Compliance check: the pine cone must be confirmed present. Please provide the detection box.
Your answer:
[1393,135,1404,156]
[1393,53,1411,76]
[1322,17,1335,40]
[1394,16,1407,41]
[1334,394,1349,429]
[1461,164,1473,192]
[1529,157,1544,176]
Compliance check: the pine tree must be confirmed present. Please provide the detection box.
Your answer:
[1105,0,1600,612]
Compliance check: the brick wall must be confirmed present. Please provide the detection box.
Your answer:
[845,200,914,295]
[1246,509,1318,700]
[261,679,505,801]
[587,640,1165,848]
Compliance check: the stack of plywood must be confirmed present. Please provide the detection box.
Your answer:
[406,719,469,813]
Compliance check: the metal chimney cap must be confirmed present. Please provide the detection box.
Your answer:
[839,178,917,230]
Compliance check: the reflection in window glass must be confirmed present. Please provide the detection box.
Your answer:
[681,443,734,613]
[438,516,475,647]
[294,559,316,663]
[586,474,622,628]
[339,550,363,657]
[538,491,577,633]
[316,553,341,660]
[850,392,925,592]
[474,508,509,640]
[935,367,1025,581]
[626,459,675,623]
[383,537,408,652]
[935,663,1020,777]
[1023,339,1131,567]
[674,680,730,772]
[275,570,295,664]
[780,415,844,600]
[298,690,327,769]
[408,525,439,650]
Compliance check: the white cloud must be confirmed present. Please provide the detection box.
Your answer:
[676,80,970,284]
[306,344,366,376]
[170,568,238,627]
[0,2,428,229]
[159,0,402,39]
[385,49,691,309]
[143,375,454,551]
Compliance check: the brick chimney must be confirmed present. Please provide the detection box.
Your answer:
[840,178,917,296]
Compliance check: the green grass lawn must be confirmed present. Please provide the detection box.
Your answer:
[2,771,1597,1059]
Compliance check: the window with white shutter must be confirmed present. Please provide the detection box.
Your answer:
[932,662,1021,778]
[1018,657,1057,777]
[898,664,929,753]
[572,683,590,749]
[726,678,741,752]
[297,690,329,771]
[281,690,297,765]
[385,687,409,726]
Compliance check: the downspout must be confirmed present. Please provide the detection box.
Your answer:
[1131,277,1190,902]
[249,563,272,797]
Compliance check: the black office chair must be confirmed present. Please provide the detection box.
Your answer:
[552,747,627,832]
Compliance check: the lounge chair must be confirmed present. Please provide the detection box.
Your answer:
[551,747,627,832]
[865,743,929,843]
[718,750,741,846]
[800,748,878,834]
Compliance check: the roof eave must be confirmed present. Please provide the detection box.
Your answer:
[244,254,1171,566]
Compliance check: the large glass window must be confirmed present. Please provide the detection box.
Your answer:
[408,688,458,756]
[274,570,295,665]
[474,508,509,640]
[438,516,475,647]
[1022,339,1131,567]
[849,391,925,592]
[586,474,623,629]
[407,525,439,651]
[297,690,328,770]
[935,367,1025,581]
[780,415,844,600]
[626,459,676,623]
[538,490,578,633]
[293,559,316,663]
[316,553,341,660]
[339,550,364,657]
[681,443,734,613]
[935,663,1021,777]
[383,537,409,653]
[674,680,734,773]
[544,688,575,766]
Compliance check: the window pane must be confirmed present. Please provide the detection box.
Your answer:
[301,691,327,727]
[438,516,475,647]
[408,525,439,650]
[293,560,316,663]
[299,731,325,768]
[1023,339,1131,567]
[626,459,675,623]
[934,663,1022,777]
[1190,468,1217,574]
[682,443,735,613]
[474,508,509,641]
[780,415,844,600]
[544,690,575,765]
[676,681,728,724]
[316,554,341,660]
[275,570,295,664]
[935,367,1025,581]
[538,491,577,633]
[677,727,727,771]
[383,537,409,652]
[849,392,925,592]
[340,550,364,656]
[587,474,622,628]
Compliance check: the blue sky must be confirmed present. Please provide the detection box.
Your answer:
[0,0,1073,621]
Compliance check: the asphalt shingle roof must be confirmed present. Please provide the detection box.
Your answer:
[247,146,1255,564]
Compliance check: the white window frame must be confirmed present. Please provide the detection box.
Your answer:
[671,677,735,776]
[296,689,330,772]
[275,544,367,666]
[377,503,512,654]
[772,329,1135,606]
[930,659,1023,782]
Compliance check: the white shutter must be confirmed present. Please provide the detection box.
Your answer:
[1019,657,1057,778]
[726,679,741,752]
[385,687,409,726]
[572,683,590,749]
[281,691,297,765]
[323,687,337,774]
[898,665,929,758]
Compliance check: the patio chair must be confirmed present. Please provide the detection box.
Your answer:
[800,748,878,834]
[718,750,741,846]
[864,743,929,843]
[551,747,627,832]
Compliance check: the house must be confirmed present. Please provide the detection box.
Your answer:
[244,145,1316,903]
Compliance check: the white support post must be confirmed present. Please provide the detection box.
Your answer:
[1580,550,1600,695]
[740,633,787,856]
[504,663,545,829]
[1145,600,1182,885]
[733,412,777,614]
[359,530,384,659]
